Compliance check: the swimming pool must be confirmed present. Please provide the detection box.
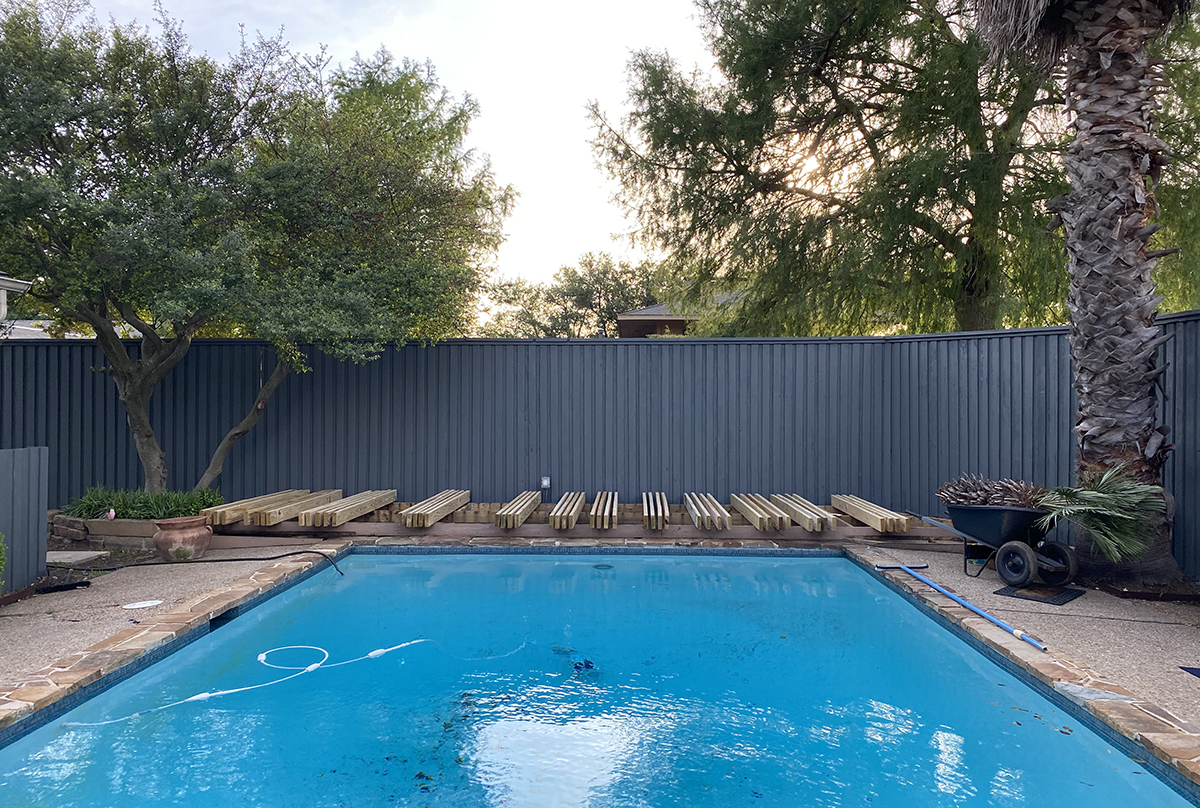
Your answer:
[0,551,1194,806]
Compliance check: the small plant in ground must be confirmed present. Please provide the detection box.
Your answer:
[937,475,1046,509]
[0,531,6,589]
[62,487,224,520]
[1036,464,1165,563]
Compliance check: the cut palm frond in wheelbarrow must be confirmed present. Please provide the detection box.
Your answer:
[906,505,1078,588]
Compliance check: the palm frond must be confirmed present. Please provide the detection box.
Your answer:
[1036,464,1165,562]
[975,0,1069,68]
[976,0,1194,68]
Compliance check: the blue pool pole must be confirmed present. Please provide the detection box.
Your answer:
[875,564,1048,653]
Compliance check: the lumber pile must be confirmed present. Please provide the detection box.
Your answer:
[247,489,342,526]
[683,493,731,530]
[730,493,791,531]
[399,489,471,528]
[298,490,396,527]
[202,490,309,526]
[549,492,586,529]
[830,494,912,533]
[589,491,619,529]
[770,494,837,532]
[642,492,669,530]
[495,491,542,529]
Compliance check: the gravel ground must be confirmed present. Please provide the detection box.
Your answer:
[0,547,298,684]
[2,543,1199,730]
[885,547,1200,726]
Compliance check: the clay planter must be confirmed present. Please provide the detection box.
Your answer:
[153,516,213,562]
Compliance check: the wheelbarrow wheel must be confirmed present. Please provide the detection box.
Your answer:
[996,541,1037,587]
[1037,541,1078,586]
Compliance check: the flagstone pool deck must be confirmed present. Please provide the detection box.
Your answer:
[1,539,1199,787]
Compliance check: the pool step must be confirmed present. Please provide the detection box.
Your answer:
[399,489,471,528]
[830,494,912,533]
[770,494,837,532]
[299,490,397,527]
[642,492,669,530]
[589,491,620,529]
[730,494,791,531]
[495,491,542,529]
[683,493,732,530]
[549,491,587,529]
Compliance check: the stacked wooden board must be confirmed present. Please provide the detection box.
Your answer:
[830,494,912,533]
[641,492,669,530]
[399,489,471,528]
[770,494,837,532]
[589,491,619,529]
[683,493,731,530]
[730,493,791,531]
[495,491,542,529]
[202,490,309,526]
[247,490,342,526]
[549,492,586,529]
[299,490,396,527]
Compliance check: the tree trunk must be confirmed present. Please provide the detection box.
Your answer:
[193,357,292,491]
[120,386,170,493]
[955,220,1004,332]
[73,303,205,494]
[1056,0,1182,583]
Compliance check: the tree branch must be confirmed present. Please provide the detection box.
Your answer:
[193,357,292,490]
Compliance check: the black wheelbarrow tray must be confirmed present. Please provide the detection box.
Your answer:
[906,504,1078,588]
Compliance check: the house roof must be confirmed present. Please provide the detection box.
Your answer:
[0,273,33,294]
[616,303,695,320]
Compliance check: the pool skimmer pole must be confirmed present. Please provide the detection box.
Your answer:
[875,564,1048,652]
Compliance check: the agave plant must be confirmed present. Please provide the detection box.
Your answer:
[1035,464,1166,562]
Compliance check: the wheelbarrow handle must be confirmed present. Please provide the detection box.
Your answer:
[904,511,980,543]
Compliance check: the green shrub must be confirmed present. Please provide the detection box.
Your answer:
[62,487,224,520]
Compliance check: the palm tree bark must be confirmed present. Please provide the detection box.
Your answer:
[1051,0,1180,582]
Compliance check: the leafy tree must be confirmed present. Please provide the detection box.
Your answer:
[482,253,662,338]
[0,2,510,491]
[593,0,1073,336]
[1152,22,1200,313]
[977,0,1191,585]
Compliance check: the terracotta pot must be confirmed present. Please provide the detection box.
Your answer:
[153,515,213,562]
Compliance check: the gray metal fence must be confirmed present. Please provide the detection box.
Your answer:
[1,311,1197,576]
[0,447,48,594]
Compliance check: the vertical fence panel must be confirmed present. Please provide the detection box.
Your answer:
[2,312,1199,578]
[0,447,48,594]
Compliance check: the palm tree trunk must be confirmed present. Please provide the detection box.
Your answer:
[1054,0,1180,583]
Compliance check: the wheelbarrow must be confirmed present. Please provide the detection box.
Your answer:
[907,505,1078,588]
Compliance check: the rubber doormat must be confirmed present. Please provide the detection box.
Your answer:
[994,585,1085,606]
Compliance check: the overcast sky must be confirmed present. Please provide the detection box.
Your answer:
[84,0,714,283]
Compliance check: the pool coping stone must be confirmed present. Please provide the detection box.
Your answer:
[0,537,1198,804]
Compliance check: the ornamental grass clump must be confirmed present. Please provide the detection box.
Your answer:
[62,487,224,520]
[1035,464,1165,563]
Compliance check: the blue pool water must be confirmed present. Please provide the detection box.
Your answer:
[0,553,1192,807]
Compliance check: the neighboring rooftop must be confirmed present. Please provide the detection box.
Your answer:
[616,302,696,338]
[0,273,33,323]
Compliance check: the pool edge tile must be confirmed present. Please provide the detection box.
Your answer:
[843,544,1200,805]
